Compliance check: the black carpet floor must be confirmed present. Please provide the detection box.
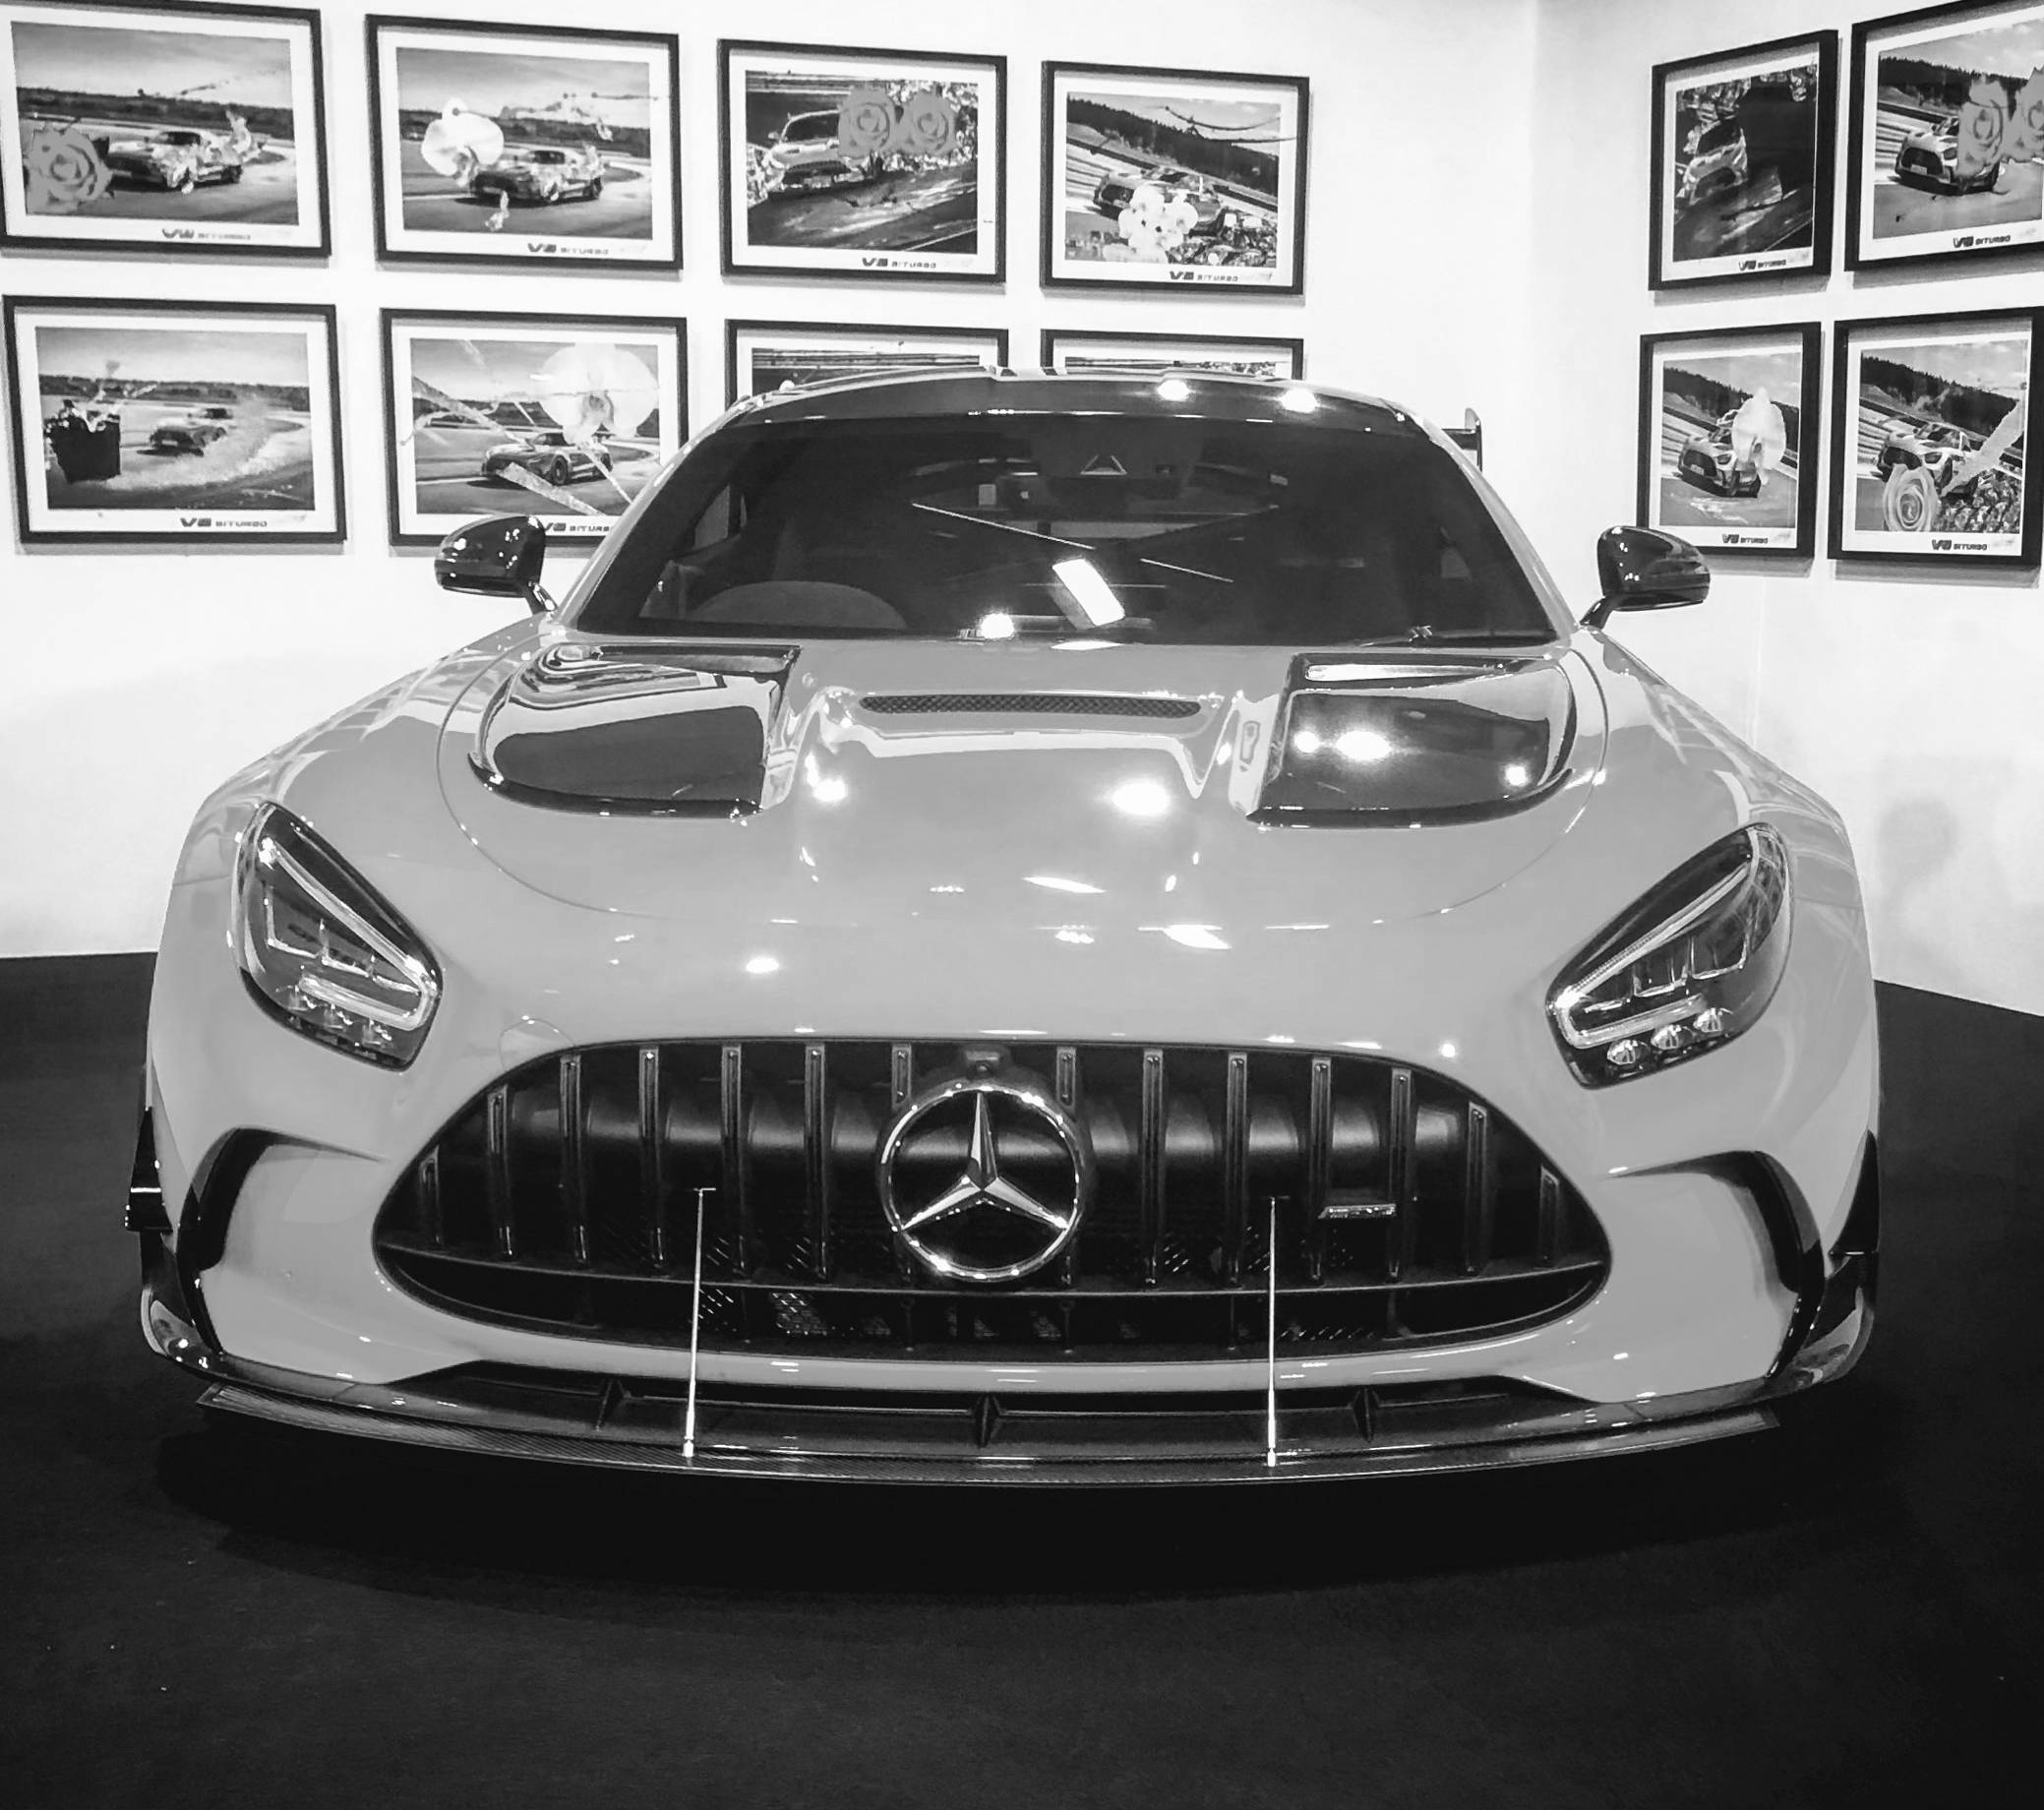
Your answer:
[2,955,2037,1807]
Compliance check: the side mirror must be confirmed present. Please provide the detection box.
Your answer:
[435,514,553,616]
[1584,525,1710,629]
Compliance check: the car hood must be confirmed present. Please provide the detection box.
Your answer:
[402,637,1600,933]
[233,626,1858,1055]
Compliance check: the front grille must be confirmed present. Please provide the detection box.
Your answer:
[375,1042,1606,1360]
[859,694,1203,718]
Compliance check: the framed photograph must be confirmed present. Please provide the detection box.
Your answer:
[1846,1,2044,270]
[720,38,1003,282]
[1041,328,1302,379]
[726,320,1004,405]
[1829,309,2039,566]
[382,309,686,549]
[367,16,679,269]
[1650,31,1835,287]
[3,295,341,544]
[1042,61,1307,293]
[0,0,328,255]
[1638,325,1823,558]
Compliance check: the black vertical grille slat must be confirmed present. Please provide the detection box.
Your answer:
[1055,1047,1080,1288]
[889,1044,915,1279]
[1139,1049,1167,1286]
[721,1044,749,1275]
[805,1044,832,1281]
[378,1041,1608,1359]
[1536,1167,1562,1267]
[1386,1067,1415,1282]
[638,1046,669,1269]
[1462,1103,1493,1276]
[485,1084,514,1260]
[559,1054,590,1266]
[1304,1056,1333,1284]
[415,1145,443,1249]
[1222,1052,1249,1284]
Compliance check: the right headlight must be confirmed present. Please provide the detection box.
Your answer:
[1548,823,1791,1085]
[231,803,441,1068]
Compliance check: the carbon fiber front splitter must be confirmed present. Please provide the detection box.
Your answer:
[139,1232,1873,1485]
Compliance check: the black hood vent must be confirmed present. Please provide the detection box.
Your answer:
[472,642,797,815]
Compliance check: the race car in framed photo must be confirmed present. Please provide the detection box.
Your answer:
[1638,322,1824,555]
[3,292,343,544]
[720,37,1004,282]
[100,123,248,191]
[366,16,681,270]
[1043,60,1307,292]
[132,368,1879,1482]
[1829,306,2040,564]
[0,0,331,257]
[1650,30,1835,287]
[1845,1,2044,271]
[1676,413,1766,498]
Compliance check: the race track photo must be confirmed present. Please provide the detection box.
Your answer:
[15,118,300,225]
[1059,134,1278,267]
[747,165,978,254]
[396,140,653,239]
[407,422,657,520]
[1654,404,1799,531]
[1868,101,2044,241]
[39,396,315,513]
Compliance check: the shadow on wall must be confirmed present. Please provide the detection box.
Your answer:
[1869,771,2044,1013]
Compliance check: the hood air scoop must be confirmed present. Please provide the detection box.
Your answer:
[1255,653,1577,823]
[473,642,796,814]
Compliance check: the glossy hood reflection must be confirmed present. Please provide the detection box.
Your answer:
[436,638,1608,933]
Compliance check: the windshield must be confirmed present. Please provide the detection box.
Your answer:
[782,113,838,142]
[573,412,1556,645]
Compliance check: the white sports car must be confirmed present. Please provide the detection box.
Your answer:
[133,371,1879,1482]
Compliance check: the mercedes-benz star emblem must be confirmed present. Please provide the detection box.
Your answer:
[875,1072,1094,1284]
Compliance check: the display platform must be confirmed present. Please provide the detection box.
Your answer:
[0,953,2034,1802]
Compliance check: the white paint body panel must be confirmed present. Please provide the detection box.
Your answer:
[147,617,1878,1413]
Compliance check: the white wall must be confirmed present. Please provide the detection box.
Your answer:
[0,0,1541,958]
[1517,0,2044,1016]
[11,0,2041,1021]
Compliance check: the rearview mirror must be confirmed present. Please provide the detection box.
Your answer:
[435,514,553,616]
[1584,526,1709,629]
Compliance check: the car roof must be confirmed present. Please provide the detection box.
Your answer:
[726,367,1428,438]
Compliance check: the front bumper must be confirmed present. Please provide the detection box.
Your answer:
[140,1226,1873,1483]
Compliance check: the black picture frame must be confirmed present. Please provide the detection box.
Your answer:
[1041,59,1308,295]
[1636,323,1824,559]
[718,38,1006,283]
[724,319,1007,405]
[1649,30,1836,289]
[4,293,344,545]
[366,15,682,271]
[1828,306,2041,568]
[379,307,688,550]
[1040,327,1304,379]
[1845,1,2044,272]
[0,0,331,257]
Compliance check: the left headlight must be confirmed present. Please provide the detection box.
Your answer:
[231,803,441,1067]
[1548,823,1791,1086]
